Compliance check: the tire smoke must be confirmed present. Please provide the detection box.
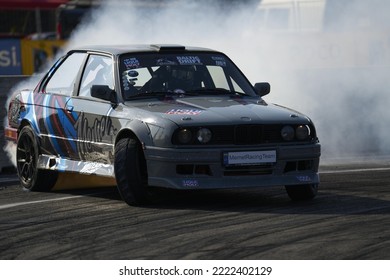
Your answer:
[4,0,390,165]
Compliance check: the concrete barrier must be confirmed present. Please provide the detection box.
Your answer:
[0,76,29,173]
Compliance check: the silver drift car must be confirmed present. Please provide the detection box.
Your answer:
[5,44,321,206]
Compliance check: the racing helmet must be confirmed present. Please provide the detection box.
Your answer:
[167,65,196,90]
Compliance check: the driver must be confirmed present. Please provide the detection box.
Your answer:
[165,65,196,92]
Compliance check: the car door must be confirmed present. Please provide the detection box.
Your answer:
[38,51,87,158]
[64,53,117,164]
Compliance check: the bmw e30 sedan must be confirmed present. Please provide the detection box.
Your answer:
[5,44,321,206]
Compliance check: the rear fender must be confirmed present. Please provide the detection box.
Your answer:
[8,90,40,134]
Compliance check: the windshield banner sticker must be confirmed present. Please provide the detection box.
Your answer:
[176,56,202,65]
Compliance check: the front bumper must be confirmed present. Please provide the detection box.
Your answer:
[144,143,321,190]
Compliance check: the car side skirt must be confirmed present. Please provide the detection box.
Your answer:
[37,154,115,177]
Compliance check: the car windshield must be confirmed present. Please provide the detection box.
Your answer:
[119,52,257,100]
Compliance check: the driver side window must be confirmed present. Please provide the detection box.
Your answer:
[79,55,114,97]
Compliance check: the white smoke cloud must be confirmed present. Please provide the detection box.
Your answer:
[5,0,390,165]
[3,141,16,167]
[68,0,390,161]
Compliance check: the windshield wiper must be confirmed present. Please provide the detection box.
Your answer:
[127,90,201,100]
[125,91,169,100]
[126,88,247,100]
[186,88,246,96]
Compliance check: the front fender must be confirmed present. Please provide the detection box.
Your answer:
[115,119,154,147]
[115,117,179,148]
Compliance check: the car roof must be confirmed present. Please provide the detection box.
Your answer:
[71,44,220,56]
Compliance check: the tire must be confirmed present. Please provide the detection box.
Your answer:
[114,137,149,206]
[16,126,58,191]
[285,184,318,201]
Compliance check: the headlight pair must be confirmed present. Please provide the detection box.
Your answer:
[177,128,212,144]
[281,125,310,141]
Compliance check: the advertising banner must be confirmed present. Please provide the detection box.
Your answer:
[21,39,65,75]
[0,39,22,75]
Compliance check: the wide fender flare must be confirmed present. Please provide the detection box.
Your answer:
[114,119,154,147]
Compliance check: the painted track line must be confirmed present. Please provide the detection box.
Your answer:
[320,167,390,174]
[0,195,84,210]
[0,190,113,210]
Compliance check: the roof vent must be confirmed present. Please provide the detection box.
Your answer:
[150,44,186,52]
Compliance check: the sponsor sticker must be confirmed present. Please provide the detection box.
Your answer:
[176,56,202,65]
[183,179,199,188]
[212,56,227,67]
[123,57,140,69]
[166,108,203,115]
[296,175,312,182]
[223,150,276,166]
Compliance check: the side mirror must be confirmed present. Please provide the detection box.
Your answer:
[254,82,271,97]
[91,85,117,104]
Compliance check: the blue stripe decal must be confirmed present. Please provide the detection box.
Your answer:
[44,101,62,155]
[55,100,77,138]
[56,111,77,153]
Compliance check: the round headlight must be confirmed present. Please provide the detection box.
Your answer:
[281,125,295,141]
[196,128,212,143]
[177,129,192,144]
[296,125,310,140]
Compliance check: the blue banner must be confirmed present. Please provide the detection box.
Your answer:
[0,39,22,75]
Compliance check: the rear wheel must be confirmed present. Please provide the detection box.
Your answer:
[16,126,58,191]
[114,137,149,206]
[285,184,318,201]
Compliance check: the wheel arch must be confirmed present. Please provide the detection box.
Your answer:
[114,119,153,147]
[16,124,58,191]
[115,128,140,146]
[18,119,41,143]
[18,119,33,132]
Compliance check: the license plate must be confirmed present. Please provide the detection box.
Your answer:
[223,150,276,166]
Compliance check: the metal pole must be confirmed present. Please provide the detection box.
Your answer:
[35,8,42,38]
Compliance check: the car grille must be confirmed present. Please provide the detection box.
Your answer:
[211,125,285,145]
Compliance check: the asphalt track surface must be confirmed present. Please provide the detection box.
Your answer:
[0,158,390,260]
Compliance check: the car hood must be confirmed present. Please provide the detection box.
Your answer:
[125,96,310,126]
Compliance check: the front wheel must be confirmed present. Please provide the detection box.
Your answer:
[285,184,318,201]
[114,137,149,206]
[16,126,58,191]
